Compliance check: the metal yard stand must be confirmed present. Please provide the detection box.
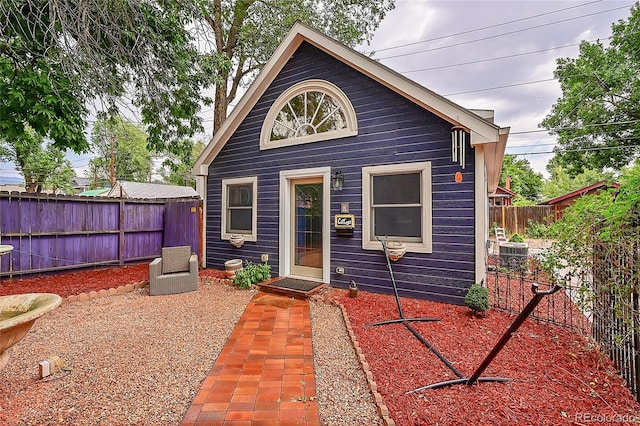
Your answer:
[368,238,442,327]
[407,282,562,393]
[367,238,465,380]
[370,237,562,393]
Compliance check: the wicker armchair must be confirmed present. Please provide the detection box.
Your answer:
[149,246,198,296]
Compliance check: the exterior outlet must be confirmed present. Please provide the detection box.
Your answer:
[261,254,269,263]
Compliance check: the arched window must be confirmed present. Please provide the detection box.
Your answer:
[260,80,357,150]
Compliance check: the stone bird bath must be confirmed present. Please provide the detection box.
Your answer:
[0,293,62,371]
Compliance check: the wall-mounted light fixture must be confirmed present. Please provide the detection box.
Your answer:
[451,125,466,169]
[331,171,344,191]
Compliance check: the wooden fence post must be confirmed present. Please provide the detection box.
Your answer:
[119,200,125,265]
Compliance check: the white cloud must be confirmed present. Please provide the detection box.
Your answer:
[366,0,634,175]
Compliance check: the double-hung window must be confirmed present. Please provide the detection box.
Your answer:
[221,177,257,242]
[362,163,432,252]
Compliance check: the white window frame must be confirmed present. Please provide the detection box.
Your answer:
[260,79,358,150]
[362,162,432,253]
[221,177,258,242]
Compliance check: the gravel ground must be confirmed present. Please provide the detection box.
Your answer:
[310,302,383,426]
[0,282,382,425]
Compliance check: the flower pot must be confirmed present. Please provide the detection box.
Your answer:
[224,259,243,279]
[229,235,245,248]
[386,242,406,261]
[348,280,358,298]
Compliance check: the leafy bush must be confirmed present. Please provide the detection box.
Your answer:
[508,233,525,243]
[524,219,548,239]
[464,283,489,313]
[233,261,271,289]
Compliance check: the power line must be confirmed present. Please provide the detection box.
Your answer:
[400,38,597,74]
[377,3,634,61]
[374,0,603,53]
[444,78,557,96]
[509,119,640,136]
[511,141,640,156]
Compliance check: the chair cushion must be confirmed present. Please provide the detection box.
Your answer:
[162,246,191,274]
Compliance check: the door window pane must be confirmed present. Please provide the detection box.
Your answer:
[294,183,323,268]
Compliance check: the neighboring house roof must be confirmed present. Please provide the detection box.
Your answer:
[495,185,518,197]
[73,176,92,189]
[540,181,620,205]
[194,21,509,193]
[491,185,517,198]
[78,188,111,197]
[489,186,517,206]
[0,184,55,194]
[107,181,199,199]
[0,184,25,193]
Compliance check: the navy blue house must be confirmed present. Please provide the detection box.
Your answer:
[194,23,509,305]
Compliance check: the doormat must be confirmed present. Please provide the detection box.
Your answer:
[268,278,324,292]
[253,293,296,309]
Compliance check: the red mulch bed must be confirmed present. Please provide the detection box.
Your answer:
[2,266,638,424]
[331,289,640,425]
[0,265,227,298]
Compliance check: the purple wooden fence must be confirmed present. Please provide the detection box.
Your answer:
[0,192,200,277]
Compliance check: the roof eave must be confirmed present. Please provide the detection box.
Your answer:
[484,127,510,194]
[193,22,509,176]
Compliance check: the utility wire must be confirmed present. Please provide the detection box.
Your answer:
[510,140,640,156]
[374,0,604,53]
[444,78,557,96]
[401,38,602,74]
[377,3,634,60]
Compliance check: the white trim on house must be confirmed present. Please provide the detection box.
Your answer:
[196,175,207,267]
[221,177,258,242]
[193,22,509,193]
[361,162,433,253]
[278,167,331,283]
[474,146,488,285]
[260,79,358,150]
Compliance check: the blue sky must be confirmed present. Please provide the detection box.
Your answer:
[1,1,634,183]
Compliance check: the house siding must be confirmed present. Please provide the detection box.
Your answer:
[206,42,476,305]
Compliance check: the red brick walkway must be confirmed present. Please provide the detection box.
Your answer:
[181,292,319,425]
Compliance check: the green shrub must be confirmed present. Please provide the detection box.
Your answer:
[464,283,489,313]
[508,233,525,243]
[233,261,271,289]
[524,219,548,239]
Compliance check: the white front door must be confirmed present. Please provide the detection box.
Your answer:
[290,178,323,279]
[279,168,331,283]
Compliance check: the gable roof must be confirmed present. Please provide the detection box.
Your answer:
[194,21,509,192]
[107,181,199,199]
[491,185,517,198]
[540,181,620,205]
